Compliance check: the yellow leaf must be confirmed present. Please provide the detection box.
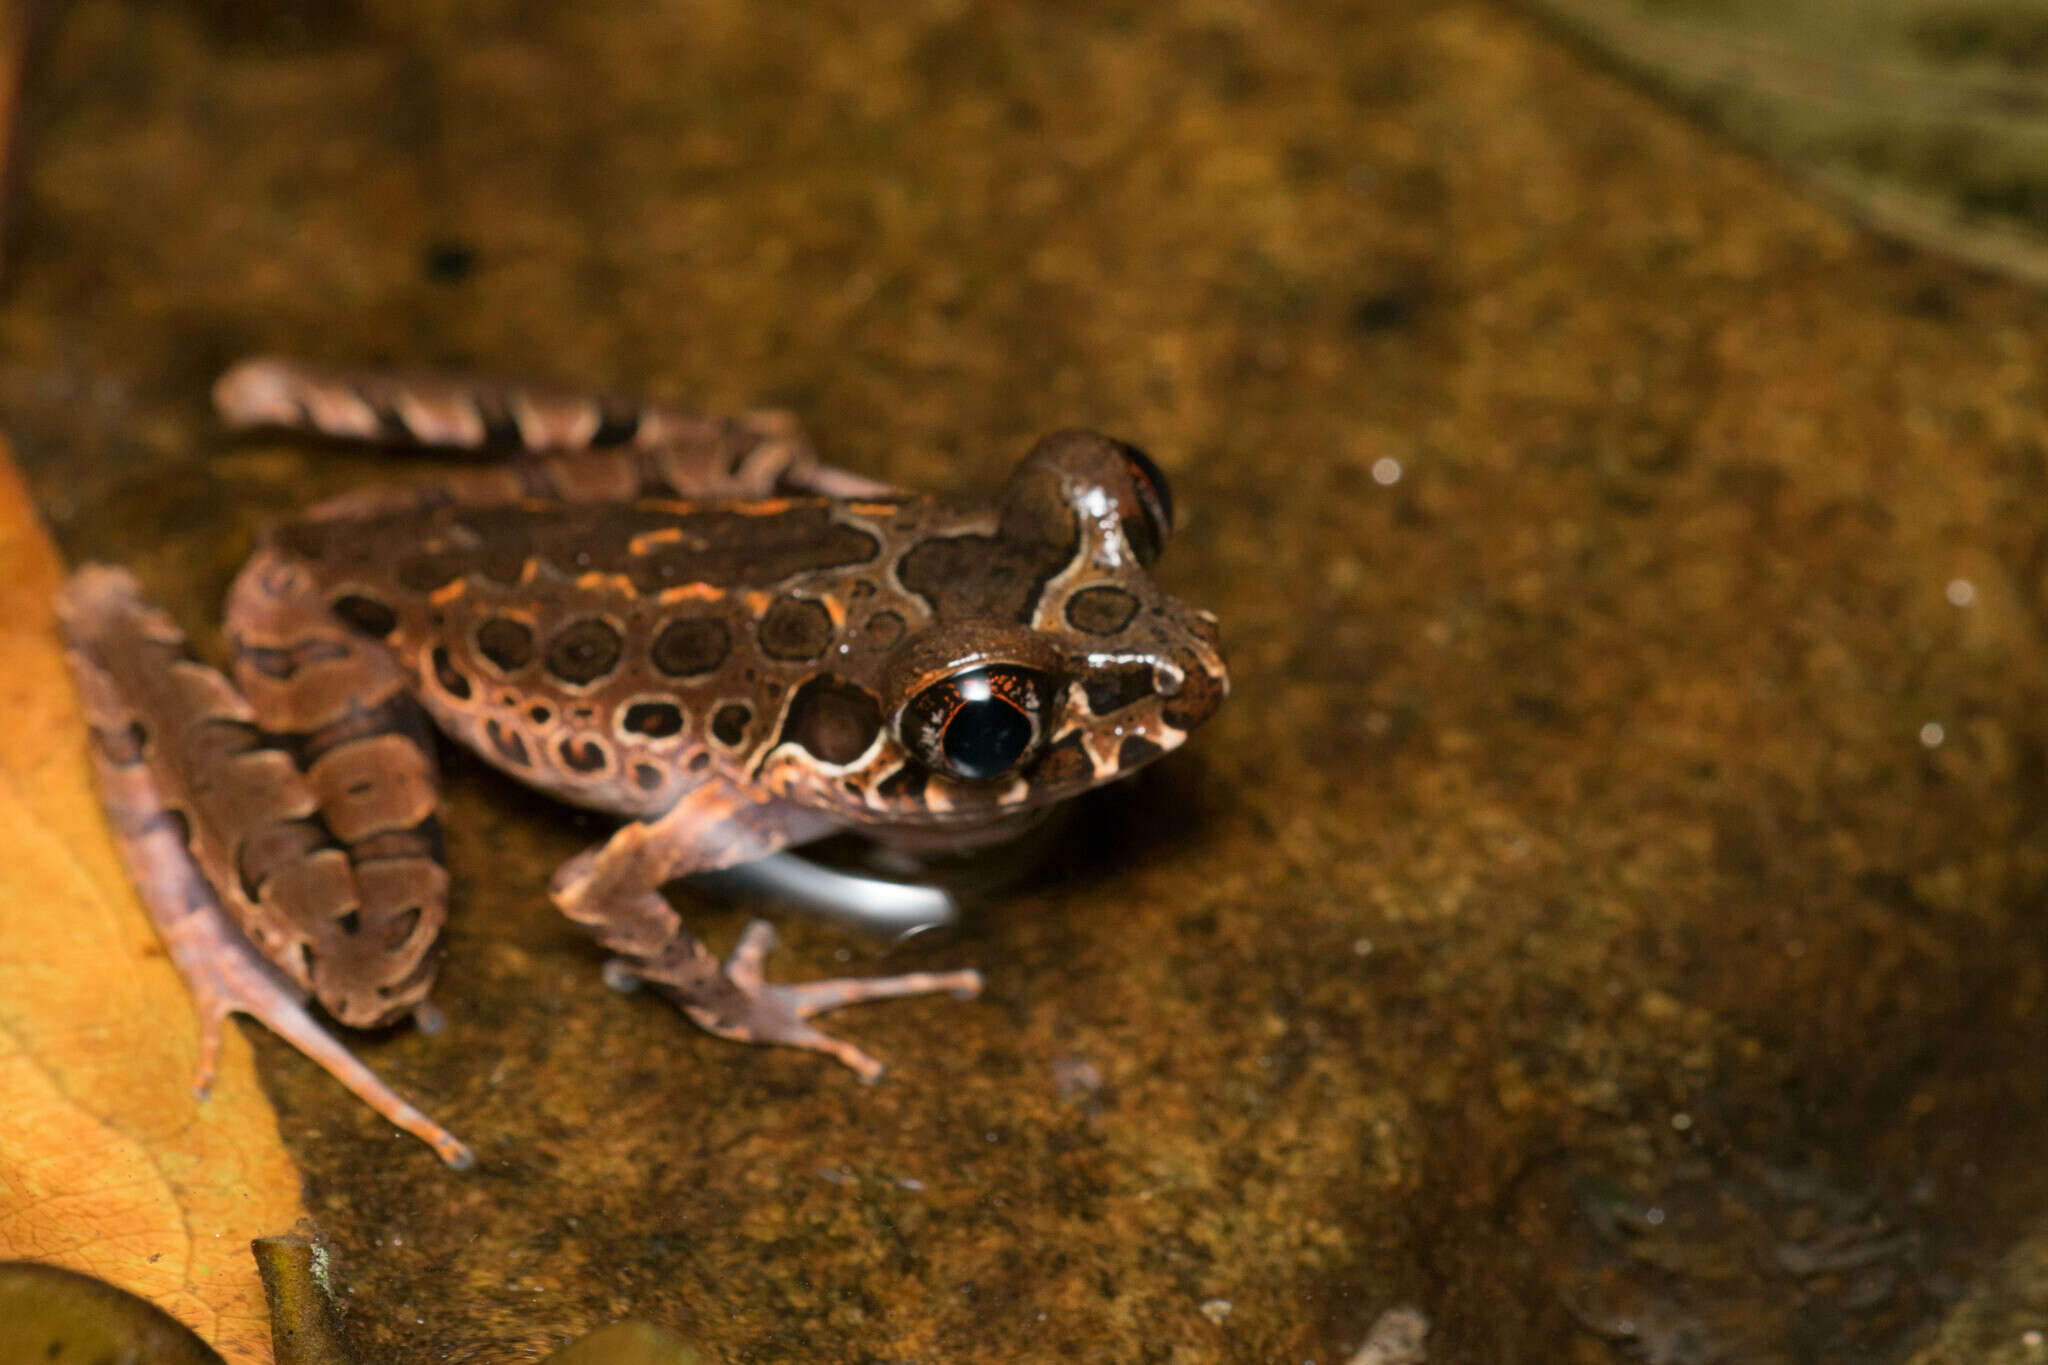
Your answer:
[0,438,304,1363]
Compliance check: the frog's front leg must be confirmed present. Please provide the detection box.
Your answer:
[549,781,983,1081]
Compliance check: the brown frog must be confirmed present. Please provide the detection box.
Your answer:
[58,358,1227,1168]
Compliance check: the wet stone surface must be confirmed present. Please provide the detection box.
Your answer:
[10,0,2048,1360]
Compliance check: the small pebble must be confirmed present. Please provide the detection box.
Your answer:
[1347,1306,1430,1365]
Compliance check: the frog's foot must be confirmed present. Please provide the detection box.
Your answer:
[158,905,476,1171]
[614,920,983,1082]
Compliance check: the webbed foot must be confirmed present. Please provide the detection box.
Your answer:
[155,888,475,1170]
[610,920,983,1082]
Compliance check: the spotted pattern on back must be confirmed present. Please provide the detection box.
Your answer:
[272,445,1224,828]
[895,525,1075,624]
[758,597,833,661]
[545,618,624,686]
[780,676,883,766]
[651,618,729,676]
[476,617,534,672]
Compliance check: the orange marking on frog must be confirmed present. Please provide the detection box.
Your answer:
[656,582,726,605]
[629,527,687,555]
[576,570,639,596]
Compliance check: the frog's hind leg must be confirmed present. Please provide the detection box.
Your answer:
[58,563,473,1168]
[214,355,895,500]
[223,548,452,1027]
[548,780,983,1082]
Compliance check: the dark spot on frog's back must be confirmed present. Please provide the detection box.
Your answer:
[1065,585,1140,635]
[711,703,752,746]
[476,616,534,672]
[781,676,883,765]
[622,700,686,738]
[558,736,609,773]
[757,597,834,661]
[430,646,472,700]
[485,719,530,767]
[651,617,730,677]
[897,527,1075,624]
[546,618,624,685]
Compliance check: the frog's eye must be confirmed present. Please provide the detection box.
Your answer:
[1120,442,1174,566]
[898,664,1061,781]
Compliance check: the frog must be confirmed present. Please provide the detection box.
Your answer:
[57,357,1228,1168]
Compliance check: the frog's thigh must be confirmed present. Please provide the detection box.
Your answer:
[223,547,448,1026]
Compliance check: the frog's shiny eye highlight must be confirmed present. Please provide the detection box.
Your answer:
[899,664,1060,781]
[1120,442,1173,565]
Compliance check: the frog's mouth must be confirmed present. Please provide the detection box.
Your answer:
[860,805,1057,854]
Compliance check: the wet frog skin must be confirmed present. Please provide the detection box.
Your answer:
[57,359,1228,1167]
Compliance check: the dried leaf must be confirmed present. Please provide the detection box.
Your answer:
[1524,0,2048,286]
[0,437,305,1363]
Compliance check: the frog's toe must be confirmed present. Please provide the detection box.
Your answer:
[663,931,982,1080]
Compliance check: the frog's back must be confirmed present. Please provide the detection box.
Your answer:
[267,494,940,816]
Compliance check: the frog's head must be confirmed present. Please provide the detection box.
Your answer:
[862,429,1227,825]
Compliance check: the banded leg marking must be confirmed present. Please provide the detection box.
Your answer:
[215,355,896,508]
[59,565,471,1168]
[226,548,447,1026]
